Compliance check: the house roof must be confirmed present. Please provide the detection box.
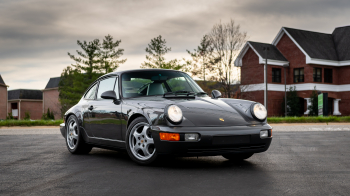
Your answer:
[248,41,288,61]
[283,27,339,61]
[234,41,289,67]
[332,26,350,61]
[8,89,43,100]
[45,77,60,89]
[0,75,5,85]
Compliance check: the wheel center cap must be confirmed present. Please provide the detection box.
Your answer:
[141,140,144,143]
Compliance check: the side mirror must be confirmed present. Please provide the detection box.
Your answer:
[101,90,117,100]
[211,90,222,99]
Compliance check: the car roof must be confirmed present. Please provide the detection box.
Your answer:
[112,68,183,74]
[99,69,185,79]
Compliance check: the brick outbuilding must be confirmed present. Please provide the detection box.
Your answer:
[8,89,43,120]
[235,26,350,116]
[42,77,61,119]
[0,75,8,120]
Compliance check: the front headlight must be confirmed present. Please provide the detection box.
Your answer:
[251,103,267,120]
[166,105,183,124]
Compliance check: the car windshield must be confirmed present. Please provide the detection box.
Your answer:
[121,70,205,98]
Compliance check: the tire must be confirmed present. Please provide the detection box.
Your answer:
[65,115,92,154]
[222,153,254,161]
[126,117,158,165]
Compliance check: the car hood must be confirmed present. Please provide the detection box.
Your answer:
[125,96,264,126]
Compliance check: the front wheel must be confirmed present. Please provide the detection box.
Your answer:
[126,117,157,165]
[222,153,254,161]
[65,115,92,154]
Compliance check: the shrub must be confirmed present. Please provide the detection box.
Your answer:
[6,113,14,120]
[42,108,55,120]
[267,116,350,123]
[24,111,31,120]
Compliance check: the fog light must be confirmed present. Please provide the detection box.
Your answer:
[185,133,199,141]
[260,130,268,139]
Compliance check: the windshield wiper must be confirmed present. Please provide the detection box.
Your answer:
[163,91,195,97]
[196,92,208,95]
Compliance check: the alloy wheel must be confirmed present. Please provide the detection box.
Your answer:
[129,122,155,161]
[67,119,79,150]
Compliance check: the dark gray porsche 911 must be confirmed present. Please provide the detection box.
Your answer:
[60,69,272,165]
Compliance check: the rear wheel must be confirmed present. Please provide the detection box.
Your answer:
[126,117,157,165]
[65,115,92,154]
[222,153,254,161]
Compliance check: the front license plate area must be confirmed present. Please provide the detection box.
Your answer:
[212,135,251,145]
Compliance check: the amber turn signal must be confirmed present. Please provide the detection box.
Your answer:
[159,132,180,141]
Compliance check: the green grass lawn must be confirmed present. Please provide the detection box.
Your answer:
[0,120,63,127]
[268,116,350,123]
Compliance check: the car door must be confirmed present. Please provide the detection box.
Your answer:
[81,82,99,137]
[88,76,122,140]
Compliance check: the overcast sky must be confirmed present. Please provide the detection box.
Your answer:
[0,0,349,90]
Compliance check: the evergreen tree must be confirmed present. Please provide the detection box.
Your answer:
[59,38,105,115]
[99,34,127,74]
[58,66,84,116]
[286,86,300,116]
[187,35,216,81]
[47,108,51,119]
[68,39,101,79]
[308,86,318,116]
[141,35,188,70]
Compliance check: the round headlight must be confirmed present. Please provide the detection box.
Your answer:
[252,103,267,120]
[167,105,183,124]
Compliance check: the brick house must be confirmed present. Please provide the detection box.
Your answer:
[235,26,350,116]
[8,89,43,120]
[42,77,61,119]
[0,75,8,120]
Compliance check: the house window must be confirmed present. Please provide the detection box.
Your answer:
[272,68,281,83]
[294,68,304,83]
[324,68,333,83]
[313,68,322,82]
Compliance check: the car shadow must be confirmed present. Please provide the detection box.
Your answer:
[86,148,262,171]
[152,156,258,169]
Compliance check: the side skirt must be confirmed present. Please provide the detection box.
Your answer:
[80,126,126,150]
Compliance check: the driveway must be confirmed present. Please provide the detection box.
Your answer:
[1,124,349,195]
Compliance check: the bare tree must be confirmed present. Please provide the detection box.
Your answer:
[208,19,247,98]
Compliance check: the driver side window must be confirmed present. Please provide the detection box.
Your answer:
[84,83,98,100]
[97,77,118,99]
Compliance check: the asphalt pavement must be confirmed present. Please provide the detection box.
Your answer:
[1,124,350,196]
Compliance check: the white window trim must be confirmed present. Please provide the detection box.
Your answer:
[240,83,350,92]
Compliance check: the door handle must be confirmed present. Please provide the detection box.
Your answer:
[88,105,94,110]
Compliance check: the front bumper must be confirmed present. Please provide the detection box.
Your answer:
[60,123,65,137]
[150,124,272,156]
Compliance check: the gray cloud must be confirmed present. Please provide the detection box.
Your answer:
[0,0,349,89]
